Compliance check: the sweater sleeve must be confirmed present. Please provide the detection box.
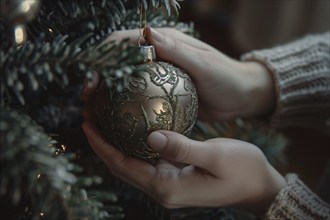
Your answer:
[242,33,330,219]
[241,32,330,132]
[264,174,330,220]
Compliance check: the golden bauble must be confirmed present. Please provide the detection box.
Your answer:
[95,46,198,161]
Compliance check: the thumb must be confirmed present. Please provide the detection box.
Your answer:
[147,130,211,168]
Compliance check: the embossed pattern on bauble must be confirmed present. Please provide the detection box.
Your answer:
[95,46,198,160]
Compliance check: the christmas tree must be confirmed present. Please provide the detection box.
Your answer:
[0,1,287,219]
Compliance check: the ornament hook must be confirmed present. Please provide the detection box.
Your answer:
[138,3,147,46]
[138,36,144,47]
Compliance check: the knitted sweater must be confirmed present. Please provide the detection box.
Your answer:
[242,32,330,219]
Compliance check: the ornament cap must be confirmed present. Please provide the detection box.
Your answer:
[138,45,156,62]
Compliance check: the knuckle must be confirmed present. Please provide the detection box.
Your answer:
[173,138,191,162]
[161,27,179,35]
[164,34,182,51]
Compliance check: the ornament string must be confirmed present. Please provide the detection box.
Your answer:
[138,3,147,46]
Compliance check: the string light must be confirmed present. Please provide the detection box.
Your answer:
[55,144,68,155]
[61,144,67,151]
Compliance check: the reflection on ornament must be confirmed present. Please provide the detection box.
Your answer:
[95,45,198,161]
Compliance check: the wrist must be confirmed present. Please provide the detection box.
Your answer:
[238,61,276,117]
[258,165,286,214]
[241,165,286,215]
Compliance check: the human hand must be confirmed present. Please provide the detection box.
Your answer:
[82,107,285,214]
[101,27,276,121]
[81,78,284,214]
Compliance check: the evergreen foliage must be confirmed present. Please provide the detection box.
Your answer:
[0,107,122,220]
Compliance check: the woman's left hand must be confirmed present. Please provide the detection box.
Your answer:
[81,77,285,215]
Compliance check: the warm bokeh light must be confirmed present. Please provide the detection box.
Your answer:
[14,25,26,45]
[20,0,31,13]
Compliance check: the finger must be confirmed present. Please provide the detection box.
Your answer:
[82,120,156,187]
[81,101,96,121]
[147,130,214,170]
[145,27,207,83]
[82,120,125,164]
[151,27,217,52]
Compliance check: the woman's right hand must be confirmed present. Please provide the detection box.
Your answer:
[144,27,276,121]
[102,27,276,121]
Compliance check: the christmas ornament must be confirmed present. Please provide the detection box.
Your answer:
[95,45,198,160]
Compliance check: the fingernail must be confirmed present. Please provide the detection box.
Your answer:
[149,27,163,43]
[148,131,167,151]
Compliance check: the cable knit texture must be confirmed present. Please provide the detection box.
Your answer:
[242,32,330,219]
[242,32,330,132]
[264,174,330,220]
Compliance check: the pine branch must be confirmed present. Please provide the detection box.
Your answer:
[69,10,197,51]
[135,0,182,15]
[67,180,124,220]
[0,106,123,219]
[26,0,127,42]
[0,34,142,105]
[18,0,181,44]
[0,10,195,107]
[0,106,75,218]
[68,189,124,220]
[0,0,183,48]
[120,9,197,35]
